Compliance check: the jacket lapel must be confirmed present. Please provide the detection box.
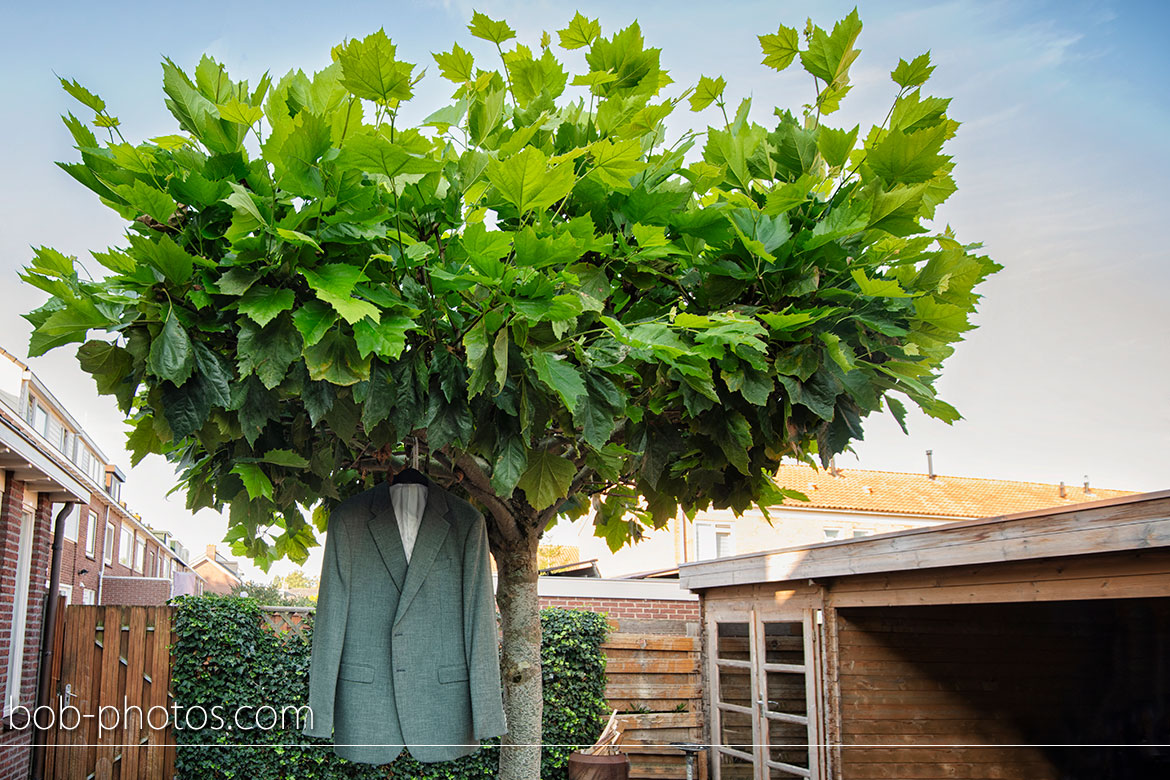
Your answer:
[367,481,407,593]
[393,481,450,627]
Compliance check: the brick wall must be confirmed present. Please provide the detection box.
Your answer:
[539,594,699,624]
[0,478,53,780]
[100,577,172,606]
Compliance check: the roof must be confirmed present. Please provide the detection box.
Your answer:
[769,464,1134,519]
[678,490,1170,590]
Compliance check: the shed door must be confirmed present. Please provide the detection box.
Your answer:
[710,609,822,780]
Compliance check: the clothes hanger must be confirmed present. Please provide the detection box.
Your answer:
[391,436,428,486]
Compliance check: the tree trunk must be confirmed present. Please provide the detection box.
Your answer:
[494,530,542,780]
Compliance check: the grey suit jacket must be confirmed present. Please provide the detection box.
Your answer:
[302,478,508,764]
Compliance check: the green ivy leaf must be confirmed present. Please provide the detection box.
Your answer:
[336,130,440,179]
[237,316,302,389]
[114,180,176,224]
[852,268,912,298]
[353,313,415,359]
[303,329,371,385]
[59,77,106,113]
[517,449,575,511]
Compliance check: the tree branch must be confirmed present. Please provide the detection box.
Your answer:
[453,452,521,544]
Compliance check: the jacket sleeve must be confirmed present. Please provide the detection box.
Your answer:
[463,511,508,740]
[303,511,349,739]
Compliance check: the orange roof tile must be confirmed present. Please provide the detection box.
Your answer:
[772,464,1136,519]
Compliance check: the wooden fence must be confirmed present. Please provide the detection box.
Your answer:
[603,628,707,780]
[42,604,174,780]
[40,605,704,780]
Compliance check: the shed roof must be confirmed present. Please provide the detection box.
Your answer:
[678,490,1170,591]
[770,464,1133,519]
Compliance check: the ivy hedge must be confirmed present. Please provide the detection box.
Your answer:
[170,595,609,779]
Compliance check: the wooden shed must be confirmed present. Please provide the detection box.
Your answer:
[677,490,1170,780]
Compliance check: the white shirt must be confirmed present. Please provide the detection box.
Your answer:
[389,483,428,563]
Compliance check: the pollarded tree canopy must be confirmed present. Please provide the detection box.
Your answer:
[23,10,998,567]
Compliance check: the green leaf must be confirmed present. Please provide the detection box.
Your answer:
[353,313,415,359]
[531,351,587,413]
[688,75,725,112]
[225,182,268,228]
[517,449,575,511]
[238,316,302,389]
[800,10,863,85]
[492,327,509,394]
[759,25,800,72]
[231,463,274,501]
[487,146,575,214]
[300,264,379,325]
[126,233,194,284]
[217,98,263,126]
[588,138,644,190]
[262,449,310,468]
[468,10,515,45]
[891,52,935,88]
[275,228,322,252]
[820,332,857,373]
[852,268,911,298]
[867,123,949,185]
[148,310,194,384]
[161,375,212,440]
[303,329,371,385]
[192,342,232,407]
[336,130,440,179]
[558,12,600,50]
[114,180,176,224]
[292,300,337,347]
[76,340,134,404]
[59,77,106,113]
[336,28,416,103]
[817,124,858,168]
[237,286,296,327]
[464,318,491,399]
[432,43,475,83]
[491,435,527,496]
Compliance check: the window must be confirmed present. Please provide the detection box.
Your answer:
[104,522,115,566]
[119,526,133,566]
[32,400,49,437]
[823,528,842,540]
[852,529,871,538]
[696,521,735,560]
[58,584,73,605]
[147,551,155,577]
[85,511,97,557]
[81,588,95,605]
[63,507,79,543]
[5,510,35,716]
[134,536,146,573]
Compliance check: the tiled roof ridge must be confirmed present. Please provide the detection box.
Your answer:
[777,464,1130,493]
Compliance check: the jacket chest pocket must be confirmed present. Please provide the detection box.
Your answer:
[438,662,469,684]
[339,662,374,684]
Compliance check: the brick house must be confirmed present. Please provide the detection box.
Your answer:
[0,389,89,779]
[190,544,244,595]
[0,347,205,606]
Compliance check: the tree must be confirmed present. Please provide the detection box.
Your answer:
[23,10,998,778]
[277,569,319,589]
[230,578,314,607]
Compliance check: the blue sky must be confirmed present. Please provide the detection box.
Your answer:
[1,1,1166,579]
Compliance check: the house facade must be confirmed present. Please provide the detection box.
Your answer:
[561,464,1135,577]
[191,544,244,595]
[0,347,205,606]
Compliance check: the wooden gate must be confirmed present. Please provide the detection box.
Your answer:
[42,604,175,780]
